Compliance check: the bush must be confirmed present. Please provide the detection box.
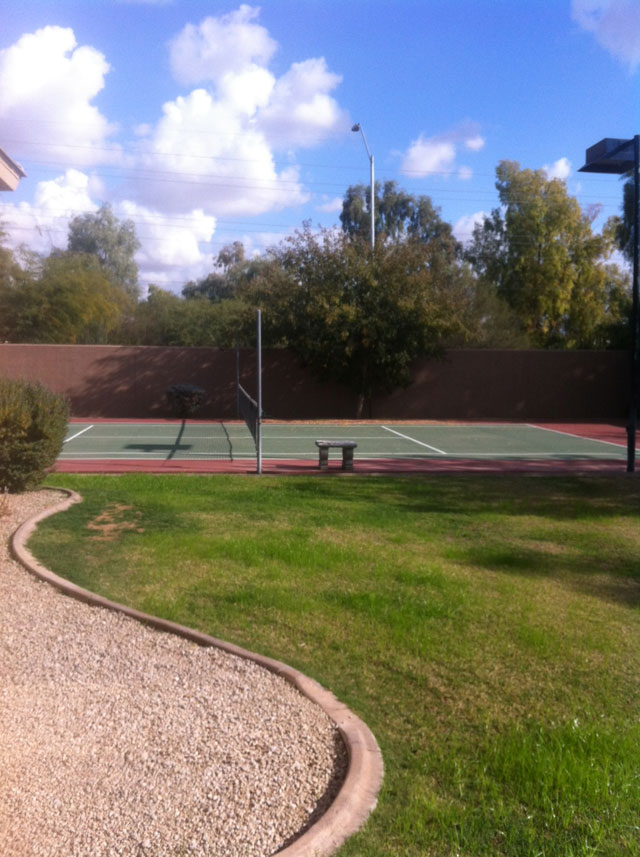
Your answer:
[166,384,206,418]
[0,378,69,492]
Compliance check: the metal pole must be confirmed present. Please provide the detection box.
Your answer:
[256,309,262,475]
[369,148,375,252]
[235,338,240,418]
[352,124,375,250]
[628,134,640,473]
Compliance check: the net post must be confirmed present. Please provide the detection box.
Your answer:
[235,338,240,418]
[256,309,263,475]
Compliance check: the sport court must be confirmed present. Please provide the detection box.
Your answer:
[57,420,628,474]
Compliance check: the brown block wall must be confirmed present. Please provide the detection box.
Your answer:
[373,350,630,421]
[0,344,630,421]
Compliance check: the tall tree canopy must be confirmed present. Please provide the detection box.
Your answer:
[340,180,460,255]
[126,285,254,348]
[466,161,630,348]
[261,225,472,415]
[182,242,253,302]
[0,225,22,295]
[609,178,636,265]
[67,203,141,300]
[0,252,129,343]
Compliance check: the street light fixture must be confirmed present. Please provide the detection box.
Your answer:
[352,123,375,250]
[579,135,639,472]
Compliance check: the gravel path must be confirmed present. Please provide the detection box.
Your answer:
[0,489,347,857]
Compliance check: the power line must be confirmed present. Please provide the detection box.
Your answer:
[3,131,630,200]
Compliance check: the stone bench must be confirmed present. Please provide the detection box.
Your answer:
[315,440,357,471]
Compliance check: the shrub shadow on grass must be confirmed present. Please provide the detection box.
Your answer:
[285,476,640,529]
[454,542,640,609]
[566,576,640,609]
[392,478,640,522]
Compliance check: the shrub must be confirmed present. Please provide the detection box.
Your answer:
[166,383,206,418]
[0,378,69,492]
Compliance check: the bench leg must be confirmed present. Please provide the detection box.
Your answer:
[342,447,354,471]
[318,447,329,469]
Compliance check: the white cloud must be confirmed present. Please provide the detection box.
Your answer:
[217,65,275,116]
[0,9,349,291]
[169,6,277,85]
[0,26,118,166]
[400,123,485,178]
[401,136,457,176]
[118,201,216,288]
[256,58,348,148]
[1,169,98,255]
[572,0,640,71]
[465,135,485,151]
[130,9,346,216]
[1,172,218,289]
[543,157,572,180]
[453,211,487,244]
[132,88,310,215]
[241,230,296,257]
[316,196,344,214]
[608,247,632,270]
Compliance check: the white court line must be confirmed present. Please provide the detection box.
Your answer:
[63,425,94,444]
[445,452,624,458]
[381,425,446,454]
[58,452,243,459]
[59,452,256,462]
[526,423,626,449]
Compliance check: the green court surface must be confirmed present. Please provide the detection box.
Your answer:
[59,420,627,471]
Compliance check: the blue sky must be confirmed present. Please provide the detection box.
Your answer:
[0,0,638,293]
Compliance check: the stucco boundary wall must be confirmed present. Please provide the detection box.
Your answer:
[0,344,630,421]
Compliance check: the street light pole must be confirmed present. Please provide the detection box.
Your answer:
[580,135,640,473]
[630,135,640,471]
[352,123,375,250]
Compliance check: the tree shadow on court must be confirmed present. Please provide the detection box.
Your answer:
[66,347,237,419]
[220,421,234,460]
[60,345,351,421]
[122,419,189,459]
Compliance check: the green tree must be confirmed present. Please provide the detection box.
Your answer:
[0,230,26,336]
[67,203,141,300]
[127,285,254,347]
[340,180,460,256]
[182,242,246,302]
[0,378,69,492]
[608,177,635,265]
[182,242,274,308]
[0,227,19,291]
[1,252,130,343]
[263,225,470,416]
[451,279,532,349]
[466,161,629,348]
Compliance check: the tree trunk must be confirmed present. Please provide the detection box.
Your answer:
[355,392,373,419]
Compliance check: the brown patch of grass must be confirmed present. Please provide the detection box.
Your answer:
[87,504,144,542]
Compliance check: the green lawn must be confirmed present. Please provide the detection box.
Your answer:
[31,473,640,857]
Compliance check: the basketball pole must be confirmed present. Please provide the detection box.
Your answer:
[579,135,639,472]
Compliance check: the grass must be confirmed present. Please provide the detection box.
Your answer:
[30,473,640,857]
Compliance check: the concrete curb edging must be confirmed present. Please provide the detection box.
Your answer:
[10,488,384,857]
